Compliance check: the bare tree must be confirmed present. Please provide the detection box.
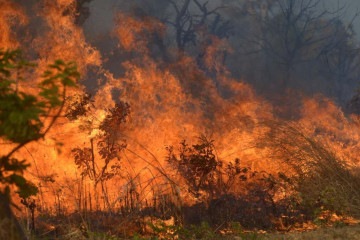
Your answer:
[164,0,233,57]
[319,21,360,103]
[251,0,357,89]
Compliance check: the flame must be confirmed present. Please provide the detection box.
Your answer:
[113,12,165,54]
[32,0,101,75]
[2,0,360,215]
[0,0,28,48]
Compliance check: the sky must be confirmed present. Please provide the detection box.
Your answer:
[83,0,360,40]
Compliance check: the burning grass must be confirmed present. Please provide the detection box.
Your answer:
[12,124,360,239]
[2,0,360,239]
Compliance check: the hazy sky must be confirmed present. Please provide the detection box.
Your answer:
[84,0,360,40]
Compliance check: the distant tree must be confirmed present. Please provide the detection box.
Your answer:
[318,21,360,103]
[227,0,360,109]
[121,0,233,64]
[0,49,79,238]
[258,0,354,88]
[164,0,233,62]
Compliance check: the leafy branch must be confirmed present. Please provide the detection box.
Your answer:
[0,49,79,199]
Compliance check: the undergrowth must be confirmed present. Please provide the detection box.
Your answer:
[14,125,360,239]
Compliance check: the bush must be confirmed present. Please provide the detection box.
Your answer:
[262,121,360,219]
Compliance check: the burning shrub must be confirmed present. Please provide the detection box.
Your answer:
[65,92,93,120]
[262,121,360,219]
[166,136,249,201]
[71,101,130,212]
[166,136,297,230]
[166,137,218,198]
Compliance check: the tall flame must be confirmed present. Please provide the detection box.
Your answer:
[2,0,360,215]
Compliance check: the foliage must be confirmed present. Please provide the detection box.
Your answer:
[167,136,248,199]
[0,50,75,143]
[99,102,130,134]
[0,48,79,199]
[183,221,217,240]
[167,137,218,193]
[72,102,130,184]
[70,100,130,212]
[65,92,93,120]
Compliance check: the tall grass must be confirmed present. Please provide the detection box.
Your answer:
[261,120,360,218]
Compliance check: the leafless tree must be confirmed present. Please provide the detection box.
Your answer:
[164,0,232,56]
[250,0,358,89]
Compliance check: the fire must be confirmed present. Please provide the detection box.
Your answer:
[113,12,165,54]
[0,0,27,49]
[33,0,101,75]
[2,0,360,224]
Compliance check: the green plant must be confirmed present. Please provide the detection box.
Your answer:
[179,222,215,240]
[0,48,79,238]
[88,230,120,240]
[333,220,347,228]
[0,49,79,199]
[146,220,181,240]
[227,223,264,240]
[229,221,243,235]
[132,233,153,240]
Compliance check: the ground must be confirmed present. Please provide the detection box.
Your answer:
[245,225,360,240]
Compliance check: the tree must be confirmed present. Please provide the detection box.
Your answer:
[318,21,360,103]
[71,101,130,212]
[120,0,233,64]
[258,0,350,87]
[0,49,79,238]
[164,0,233,60]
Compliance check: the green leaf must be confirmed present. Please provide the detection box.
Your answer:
[0,48,78,201]
[8,174,26,186]
[17,181,38,199]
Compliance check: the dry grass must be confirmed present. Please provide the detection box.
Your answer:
[260,120,360,218]
[15,121,360,239]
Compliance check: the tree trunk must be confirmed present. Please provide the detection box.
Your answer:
[0,193,27,240]
[100,181,112,214]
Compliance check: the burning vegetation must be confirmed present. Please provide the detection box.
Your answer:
[2,0,360,239]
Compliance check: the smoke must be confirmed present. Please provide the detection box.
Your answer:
[3,0,360,213]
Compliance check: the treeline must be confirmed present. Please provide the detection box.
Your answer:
[73,0,360,115]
